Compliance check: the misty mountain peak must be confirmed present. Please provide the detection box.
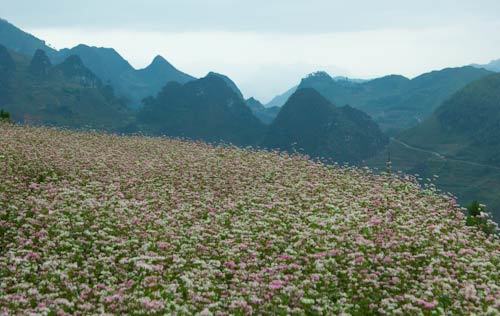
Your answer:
[29,49,52,76]
[306,71,333,80]
[246,97,260,104]
[149,55,171,68]
[205,72,244,99]
[56,54,101,87]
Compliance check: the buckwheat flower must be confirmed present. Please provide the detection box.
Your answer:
[224,261,237,270]
[199,308,213,316]
[279,254,293,261]
[25,251,41,261]
[269,280,284,290]
[301,298,315,305]
[354,255,364,265]
[157,241,170,251]
[140,298,165,311]
[416,299,437,310]
[462,284,477,301]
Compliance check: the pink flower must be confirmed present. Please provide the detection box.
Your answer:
[157,241,170,250]
[104,293,124,304]
[369,217,382,226]
[383,256,393,264]
[416,299,438,310]
[278,254,292,261]
[25,252,40,261]
[313,252,327,259]
[269,279,284,290]
[28,183,40,190]
[224,261,237,269]
[328,249,340,256]
[354,255,364,264]
[140,298,165,311]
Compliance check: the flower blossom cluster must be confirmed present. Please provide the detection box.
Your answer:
[0,124,498,315]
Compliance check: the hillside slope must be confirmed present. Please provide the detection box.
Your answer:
[0,45,132,130]
[0,124,498,315]
[0,18,57,58]
[367,73,500,222]
[402,73,500,167]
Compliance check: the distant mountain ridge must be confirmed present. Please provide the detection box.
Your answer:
[245,97,280,124]
[265,86,298,108]
[0,45,132,130]
[295,67,493,132]
[118,55,195,108]
[54,47,196,108]
[137,74,264,146]
[55,44,134,85]
[472,59,500,72]
[264,76,367,109]
[0,18,196,108]
[0,18,57,57]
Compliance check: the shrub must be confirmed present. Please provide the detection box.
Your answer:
[465,200,497,235]
[0,109,11,122]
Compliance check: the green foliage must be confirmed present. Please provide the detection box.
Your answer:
[0,109,11,122]
[465,201,497,235]
[467,200,482,217]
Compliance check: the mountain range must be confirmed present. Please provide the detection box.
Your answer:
[472,58,500,72]
[0,18,195,108]
[0,45,132,130]
[136,73,264,146]
[295,68,493,132]
[366,73,500,221]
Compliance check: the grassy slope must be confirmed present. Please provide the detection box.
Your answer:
[3,50,133,131]
[366,139,500,222]
[1,124,498,315]
[382,74,500,222]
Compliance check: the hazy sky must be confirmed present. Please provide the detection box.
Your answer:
[3,0,500,102]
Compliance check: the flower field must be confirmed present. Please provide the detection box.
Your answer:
[0,124,499,315]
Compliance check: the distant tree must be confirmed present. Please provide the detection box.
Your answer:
[465,200,497,235]
[467,200,482,217]
[0,109,11,122]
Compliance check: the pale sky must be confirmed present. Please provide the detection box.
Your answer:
[3,0,500,102]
